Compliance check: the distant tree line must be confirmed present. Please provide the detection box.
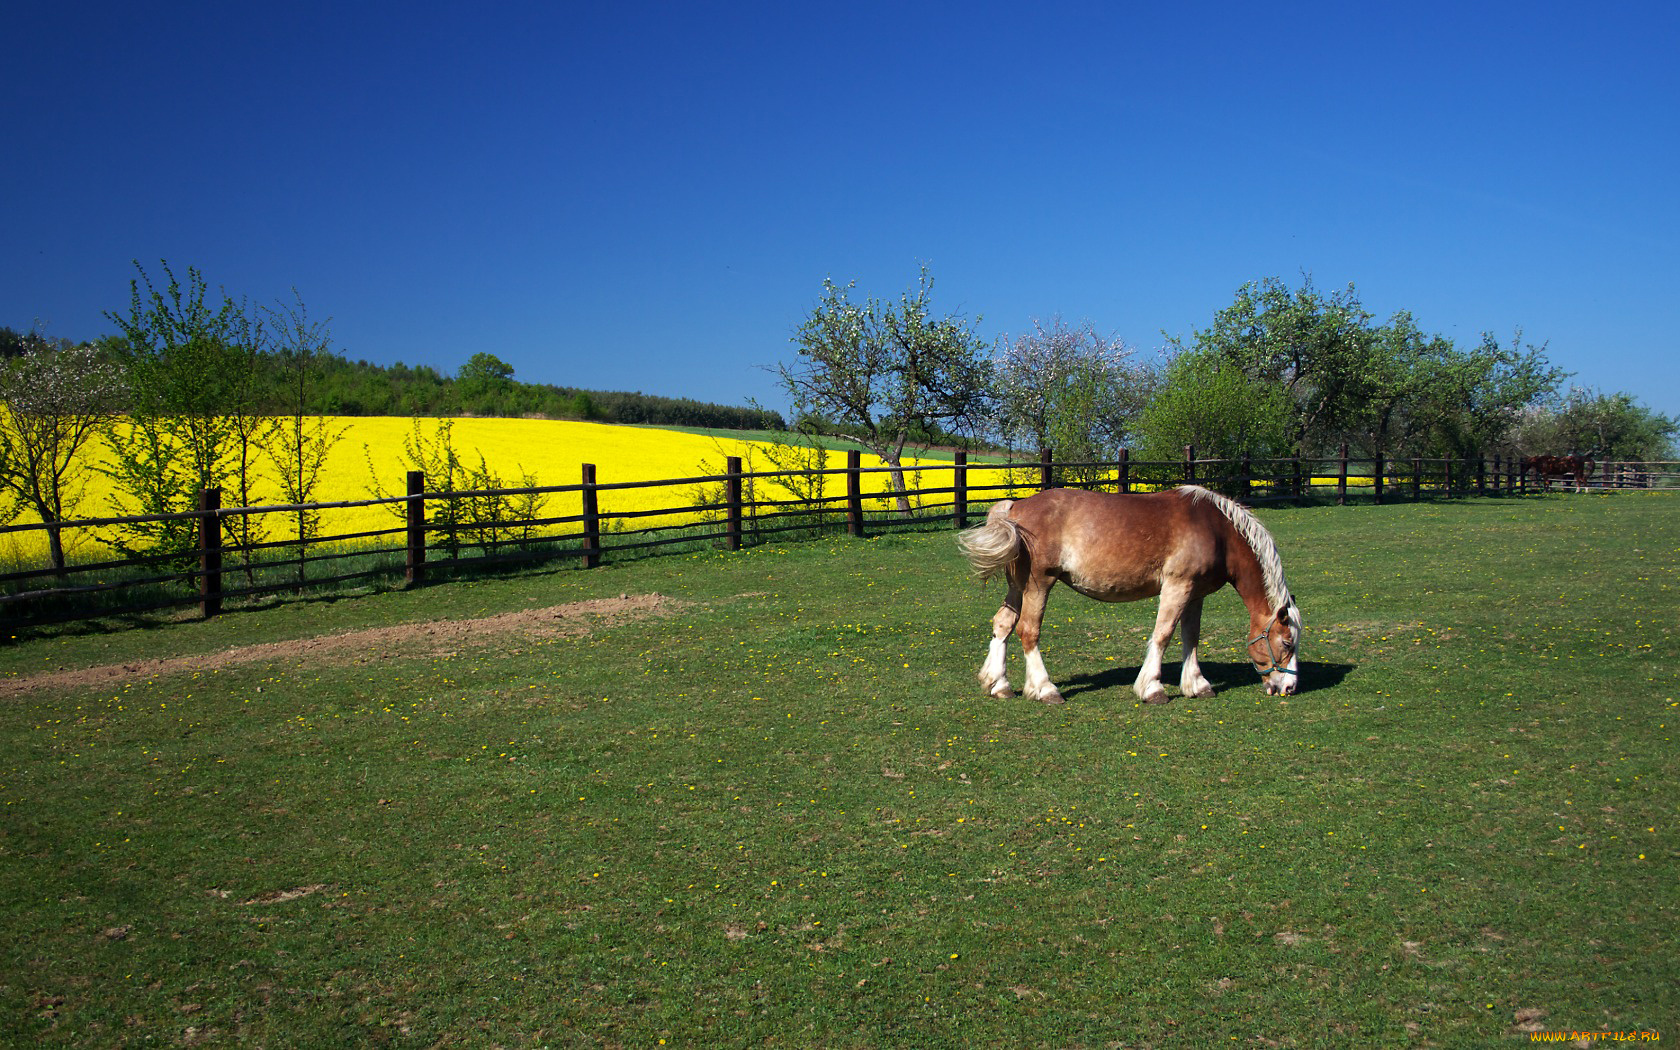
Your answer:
[779,269,1679,509]
[300,352,785,430]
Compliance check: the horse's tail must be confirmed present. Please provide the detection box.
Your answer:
[957,500,1021,582]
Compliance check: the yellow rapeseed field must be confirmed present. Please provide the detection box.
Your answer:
[3,417,950,566]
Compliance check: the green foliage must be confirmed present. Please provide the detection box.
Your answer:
[1176,275,1377,454]
[300,352,782,428]
[1512,386,1679,461]
[457,351,515,384]
[106,261,264,480]
[1173,276,1569,460]
[568,390,602,421]
[96,416,199,566]
[693,426,835,540]
[363,417,550,558]
[260,293,347,587]
[1139,349,1295,464]
[102,261,271,564]
[1421,330,1569,458]
[454,352,517,415]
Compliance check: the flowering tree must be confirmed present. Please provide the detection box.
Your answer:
[992,317,1152,483]
[0,334,125,571]
[778,265,991,512]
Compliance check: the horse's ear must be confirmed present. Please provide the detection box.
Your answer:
[1274,605,1290,626]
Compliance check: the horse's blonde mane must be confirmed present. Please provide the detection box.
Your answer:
[1179,486,1292,611]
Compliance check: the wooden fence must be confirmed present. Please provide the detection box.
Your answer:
[2,447,1672,629]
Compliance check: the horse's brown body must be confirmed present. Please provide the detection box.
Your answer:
[959,486,1300,705]
[1522,454,1594,492]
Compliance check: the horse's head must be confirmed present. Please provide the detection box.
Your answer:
[1248,598,1300,696]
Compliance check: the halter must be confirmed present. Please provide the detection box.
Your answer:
[1247,629,1298,678]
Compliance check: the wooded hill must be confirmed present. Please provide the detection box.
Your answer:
[301,354,785,430]
[0,325,784,431]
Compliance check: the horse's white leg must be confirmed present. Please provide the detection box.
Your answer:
[978,594,1019,698]
[1177,595,1215,699]
[1015,578,1063,705]
[1135,582,1190,704]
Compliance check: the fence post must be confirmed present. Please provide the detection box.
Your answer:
[1492,454,1502,494]
[1117,448,1130,494]
[1240,453,1252,502]
[405,471,426,586]
[1445,458,1454,497]
[581,463,600,568]
[1373,452,1385,505]
[1183,445,1196,487]
[954,451,968,528]
[846,449,863,537]
[1477,454,1486,496]
[1337,443,1349,505]
[725,456,743,551]
[198,486,222,618]
[1040,448,1054,491]
[1292,456,1303,501]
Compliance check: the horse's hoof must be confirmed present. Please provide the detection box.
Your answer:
[1039,691,1065,705]
[989,685,1016,699]
[1143,690,1171,705]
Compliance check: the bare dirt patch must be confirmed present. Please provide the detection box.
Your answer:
[2,593,689,698]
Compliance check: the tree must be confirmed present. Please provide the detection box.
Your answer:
[103,261,269,563]
[1138,349,1294,469]
[107,261,263,482]
[0,325,37,359]
[456,352,516,415]
[1330,310,1451,458]
[0,333,124,571]
[1511,387,1678,461]
[259,292,347,588]
[1421,330,1567,458]
[458,352,515,384]
[1175,276,1382,455]
[778,265,991,512]
[993,317,1152,482]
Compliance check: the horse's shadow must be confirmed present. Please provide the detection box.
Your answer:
[1057,659,1355,701]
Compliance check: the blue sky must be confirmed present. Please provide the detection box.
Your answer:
[5,1,1677,420]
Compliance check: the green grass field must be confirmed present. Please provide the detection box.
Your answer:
[1,492,1674,1047]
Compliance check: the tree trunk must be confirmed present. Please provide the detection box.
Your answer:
[45,515,67,576]
[881,453,913,514]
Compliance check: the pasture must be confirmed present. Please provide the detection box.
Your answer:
[1,493,1675,1047]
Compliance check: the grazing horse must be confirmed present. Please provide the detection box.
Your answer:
[957,486,1301,705]
[1522,454,1595,492]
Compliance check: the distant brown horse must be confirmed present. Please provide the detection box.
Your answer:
[957,486,1300,705]
[1522,454,1594,493]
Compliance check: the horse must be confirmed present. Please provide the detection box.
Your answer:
[957,485,1301,705]
[1520,455,1559,490]
[1522,454,1595,493]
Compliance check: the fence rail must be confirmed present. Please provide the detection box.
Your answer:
[3,448,1674,629]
